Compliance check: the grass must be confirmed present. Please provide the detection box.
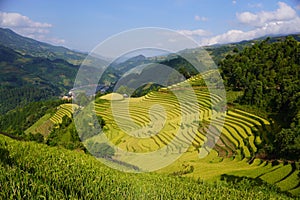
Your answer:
[0,134,293,199]
[25,113,52,134]
[223,90,243,103]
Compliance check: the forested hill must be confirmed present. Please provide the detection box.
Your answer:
[220,36,300,160]
[0,29,118,115]
[0,28,87,65]
[0,44,78,114]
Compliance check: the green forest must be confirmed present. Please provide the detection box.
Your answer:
[220,36,300,160]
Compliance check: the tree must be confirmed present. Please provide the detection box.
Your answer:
[273,125,300,160]
[27,132,44,143]
[220,36,300,160]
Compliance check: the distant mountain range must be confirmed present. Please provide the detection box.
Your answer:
[0,28,114,114]
[0,27,299,114]
[0,43,79,114]
[0,28,87,65]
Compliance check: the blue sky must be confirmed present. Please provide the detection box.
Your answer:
[1,0,300,51]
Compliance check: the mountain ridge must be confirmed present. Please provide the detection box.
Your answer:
[0,27,87,65]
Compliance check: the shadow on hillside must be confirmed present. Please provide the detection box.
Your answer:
[0,147,14,166]
[220,174,265,186]
[220,174,294,197]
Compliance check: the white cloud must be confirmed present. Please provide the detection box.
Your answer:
[0,12,52,28]
[232,0,237,5]
[177,29,210,37]
[237,2,297,27]
[202,18,300,46]
[0,12,65,45]
[194,15,208,22]
[201,2,300,46]
[248,3,263,8]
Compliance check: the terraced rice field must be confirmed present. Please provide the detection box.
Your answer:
[26,104,79,136]
[50,104,78,124]
[93,71,299,196]
[25,113,53,136]
[95,72,263,158]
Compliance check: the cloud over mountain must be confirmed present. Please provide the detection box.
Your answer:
[0,12,65,45]
[237,2,296,27]
[201,2,300,45]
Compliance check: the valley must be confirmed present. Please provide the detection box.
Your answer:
[0,27,299,199]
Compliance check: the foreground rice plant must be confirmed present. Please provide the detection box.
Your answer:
[0,135,293,199]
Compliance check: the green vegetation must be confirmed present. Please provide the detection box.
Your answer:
[92,72,299,196]
[1,29,300,198]
[110,54,149,73]
[0,100,63,136]
[0,28,118,115]
[0,85,58,115]
[0,101,85,150]
[159,56,198,79]
[47,115,84,150]
[25,103,86,150]
[0,44,78,114]
[0,27,87,64]
[220,36,300,160]
[132,83,162,97]
[0,135,293,199]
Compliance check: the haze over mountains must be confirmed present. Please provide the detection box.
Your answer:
[0,28,87,65]
[0,28,109,114]
[0,27,299,115]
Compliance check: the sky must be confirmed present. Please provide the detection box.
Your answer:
[0,0,300,52]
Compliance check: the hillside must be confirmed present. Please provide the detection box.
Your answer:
[0,134,293,199]
[0,27,87,65]
[92,71,300,196]
[203,33,300,64]
[1,29,300,198]
[0,45,78,114]
[110,54,149,73]
[1,69,298,197]
[0,29,119,114]
[219,36,300,160]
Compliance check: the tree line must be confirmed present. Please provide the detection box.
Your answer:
[219,36,300,160]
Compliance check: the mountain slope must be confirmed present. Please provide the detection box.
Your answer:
[0,29,119,114]
[0,28,86,65]
[0,44,78,114]
[204,33,300,64]
[219,36,300,160]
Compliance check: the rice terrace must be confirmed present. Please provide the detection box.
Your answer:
[1,0,300,199]
[92,70,300,196]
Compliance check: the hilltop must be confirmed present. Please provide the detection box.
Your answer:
[0,27,87,65]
